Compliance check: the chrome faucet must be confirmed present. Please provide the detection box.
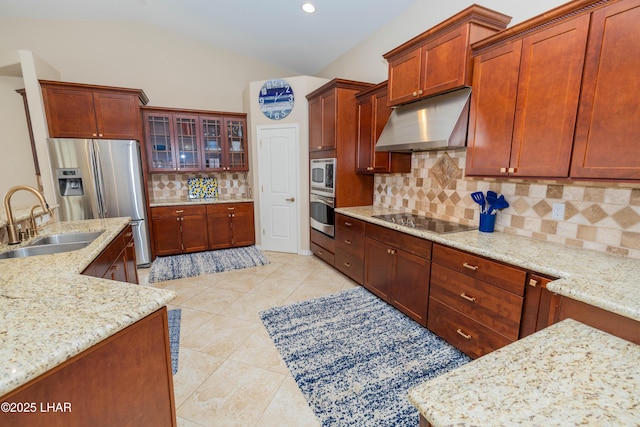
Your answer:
[3,185,54,245]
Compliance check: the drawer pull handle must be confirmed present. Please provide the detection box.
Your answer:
[344,221,352,227]
[344,262,351,267]
[175,210,184,214]
[317,250,324,255]
[456,328,472,340]
[344,239,352,245]
[460,293,476,303]
[463,262,478,271]
[227,207,236,210]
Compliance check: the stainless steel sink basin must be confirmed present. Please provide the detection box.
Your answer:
[0,241,91,259]
[29,230,104,246]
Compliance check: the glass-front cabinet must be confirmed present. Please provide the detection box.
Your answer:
[143,108,247,173]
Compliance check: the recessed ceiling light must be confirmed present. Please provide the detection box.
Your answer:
[302,3,316,14]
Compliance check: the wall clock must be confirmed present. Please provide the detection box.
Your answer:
[258,78,294,120]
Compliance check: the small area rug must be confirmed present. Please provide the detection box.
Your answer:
[168,308,181,375]
[148,245,269,283]
[260,287,471,427]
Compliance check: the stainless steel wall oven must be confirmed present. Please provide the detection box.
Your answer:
[310,158,336,237]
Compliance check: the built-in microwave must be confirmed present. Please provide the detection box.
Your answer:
[310,158,336,197]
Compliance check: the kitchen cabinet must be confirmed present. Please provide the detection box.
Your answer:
[355,82,411,174]
[40,80,148,140]
[82,224,138,284]
[364,223,432,326]
[570,0,640,180]
[466,14,590,178]
[143,107,247,173]
[334,213,366,284]
[310,229,335,267]
[206,202,255,249]
[383,5,510,107]
[1,308,176,426]
[151,205,208,256]
[428,244,527,358]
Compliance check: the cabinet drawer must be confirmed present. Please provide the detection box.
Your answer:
[335,248,364,284]
[151,205,206,218]
[206,202,253,215]
[365,222,432,260]
[311,228,335,253]
[432,244,526,296]
[336,214,365,234]
[427,298,513,359]
[335,217,365,258]
[430,263,523,340]
[311,242,334,266]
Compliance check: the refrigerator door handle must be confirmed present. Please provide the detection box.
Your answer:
[91,141,108,218]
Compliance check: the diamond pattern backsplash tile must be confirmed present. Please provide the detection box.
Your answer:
[374,150,640,259]
[150,172,250,201]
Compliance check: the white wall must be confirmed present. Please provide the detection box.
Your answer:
[318,0,570,82]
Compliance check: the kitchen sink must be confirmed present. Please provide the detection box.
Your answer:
[29,230,104,246]
[0,241,92,259]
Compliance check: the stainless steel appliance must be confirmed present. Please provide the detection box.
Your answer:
[310,158,336,197]
[372,213,477,234]
[47,138,151,266]
[310,194,335,237]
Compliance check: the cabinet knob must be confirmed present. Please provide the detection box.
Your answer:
[528,279,538,287]
[367,167,374,171]
[508,167,517,173]
[98,134,103,137]
[344,262,352,268]
[92,133,97,137]
[500,167,508,173]
[344,239,352,245]
[387,248,396,255]
[412,91,418,96]
[317,146,322,149]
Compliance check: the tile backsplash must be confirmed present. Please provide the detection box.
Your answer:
[374,150,640,260]
[149,172,251,201]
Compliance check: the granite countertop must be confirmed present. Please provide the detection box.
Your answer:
[408,319,640,425]
[149,196,253,207]
[0,217,176,396]
[335,206,640,322]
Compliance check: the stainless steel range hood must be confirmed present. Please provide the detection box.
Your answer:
[375,87,471,152]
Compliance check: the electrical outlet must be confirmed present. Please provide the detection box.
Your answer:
[552,203,565,220]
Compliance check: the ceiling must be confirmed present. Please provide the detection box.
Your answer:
[0,0,417,75]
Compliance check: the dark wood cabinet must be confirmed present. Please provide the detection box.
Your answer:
[519,274,559,339]
[143,107,247,173]
[355,82,411,174]
[364,222,432,326]
[467,14,589,178]
[384,5,510,107]
[82,225,138,284]
[206,202,255,250]
[40,80,147,140]
[570,0,640,180]
[334,214,366,284]
[151,205,208,256]
[428,244,526,358]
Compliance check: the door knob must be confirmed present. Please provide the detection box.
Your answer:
[286,197,295,202]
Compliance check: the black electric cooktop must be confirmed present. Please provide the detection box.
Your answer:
[372,213,476,234]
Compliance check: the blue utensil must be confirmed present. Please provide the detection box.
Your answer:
[489,194,509,214]
[471,192,485,212]
[485,191,498,214]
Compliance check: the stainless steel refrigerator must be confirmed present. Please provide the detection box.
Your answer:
[47,138,151,266]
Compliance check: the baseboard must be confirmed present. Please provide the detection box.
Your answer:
[298,249,312,256]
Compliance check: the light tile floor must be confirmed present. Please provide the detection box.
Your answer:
[139,251,359,427]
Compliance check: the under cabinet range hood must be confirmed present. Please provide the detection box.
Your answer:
[375,87,472,152]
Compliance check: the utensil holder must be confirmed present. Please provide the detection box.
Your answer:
[479,213,496,233]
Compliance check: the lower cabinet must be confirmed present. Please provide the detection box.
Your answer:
[427,244,526,358]
[334,214,365,284]
[206,202,255,249]
[310,228,335,266]
[83,224,138,284]
[364,223,432,326]
[151,205,208,256]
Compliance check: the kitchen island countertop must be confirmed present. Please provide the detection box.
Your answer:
[0,217,175,396]
[335,205,640,322]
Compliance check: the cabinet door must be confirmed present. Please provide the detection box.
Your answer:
[201,116,223,171]
[225,117,248,171]
[387,48,423,106]
[173,115,201,172]
[152,217,182,256]
[42,87,98,138]
[144,112,176,172]
[420,25,468,97]
[509,15,589,177]
[320,91,337,150]
[392,249,430,326]
[230,206,255,247]
[356,94,374,172]
[104,250,128,283]
[207,208,233,250]
[364,237,394,301]
[571,0,640,179]
[308,95,323,151]
[466,40,522,176]
[181,214,208,253]
[92,91,141,140]
[124,236,139,284]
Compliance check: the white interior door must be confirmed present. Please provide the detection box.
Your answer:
[257,125,298,253]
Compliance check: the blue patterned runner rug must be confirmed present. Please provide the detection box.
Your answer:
[167,309,181,375]
[260,287,470,427]
[148,245,269,283]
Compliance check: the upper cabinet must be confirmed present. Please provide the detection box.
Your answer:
[467,0,640,181]
[355,82,411,174]
[383,5,511,107]
[40,80,148,140]
[143,107,247,173]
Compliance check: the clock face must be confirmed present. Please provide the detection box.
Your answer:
[258,78,294,120]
